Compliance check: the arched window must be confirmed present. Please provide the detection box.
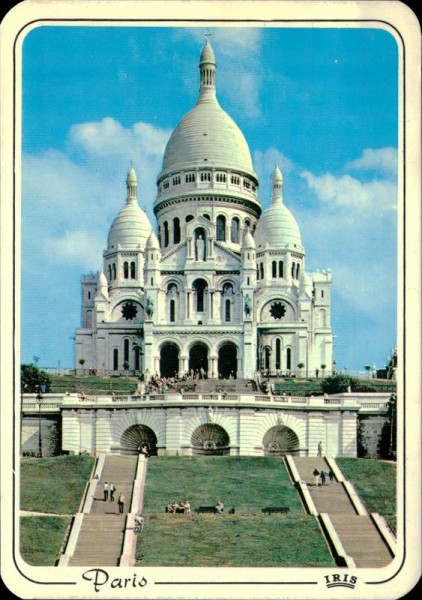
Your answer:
[164,221,169,247]
[244,219,251,229]
[279,260,284,278]
[296,263,300,279]
[216,215,226,241]
[272,261,277,278]
[130,261,136,279]
[260,263,264,280]
[256,265,259,280]
[225,299,231,322]
[173,218,181,244]
[185,215,194,223]
[275,339,281,370]
[170,299,176,322]
[231,217,240,243]
[193,279,207,312]
[113,348,119,371]
[291,262,295,277]
[124,339,130,364]
[158,225,162,247]
[123,261,129,279]
[286,348,292,371]
[112,263,116,280]
[108,265,112,280]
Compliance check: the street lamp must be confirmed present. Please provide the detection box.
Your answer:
[36,386,45,458]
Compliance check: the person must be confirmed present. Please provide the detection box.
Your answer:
[215,500,224,514]
[109,482,116,501]
[184,500,191,515]
[320,470,326,486]
[134,513,144,532]
[196,234,205,261]
[317,441,323,457]
[118,493,125,514]
[313,468,320,486]
[328,469,335,485]
[103,482,109,501]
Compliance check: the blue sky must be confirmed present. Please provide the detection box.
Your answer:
[21,25,398,372]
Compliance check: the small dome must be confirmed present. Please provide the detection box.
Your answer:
[200,40,216,65]
[242,228,256,249]
[273,164,283,185]
[146,230,160,250]
[299,270,313,289]
[255,199,302,249]
[98,271,108,288]
[126,165,137,185]
[107,199,152,250]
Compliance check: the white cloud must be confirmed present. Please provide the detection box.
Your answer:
[69,117,171,158]
[345,147,398,175]
[300,170,397,212]
[43,230,104,270]
[22,118,172,272]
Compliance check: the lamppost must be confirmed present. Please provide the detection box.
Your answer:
[36,386,45,458]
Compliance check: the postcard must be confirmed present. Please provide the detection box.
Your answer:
[1,1,420,599]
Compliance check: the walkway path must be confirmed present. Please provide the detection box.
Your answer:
[68,455,138,566]
[293,457,393,568]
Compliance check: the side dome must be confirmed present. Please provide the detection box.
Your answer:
[107,166,152,250]
[255,203,302,249]
[158,40,256,179]
[254,165,302,250]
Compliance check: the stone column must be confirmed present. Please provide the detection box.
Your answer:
[209,290,214,320]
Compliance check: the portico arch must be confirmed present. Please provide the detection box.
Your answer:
[263,425,300,456]
[120,424,158,455]
[218,342,237,379]
[160,343,180,378]
[191,424,230,456]
[189,342,208,376]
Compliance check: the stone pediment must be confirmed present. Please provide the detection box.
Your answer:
[160,242,188,269]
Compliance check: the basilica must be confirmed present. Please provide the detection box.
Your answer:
[74,40,333,381]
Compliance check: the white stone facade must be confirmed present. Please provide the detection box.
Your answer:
[75,40,333,383]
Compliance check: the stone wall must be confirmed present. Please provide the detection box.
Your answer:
[357,414,390,458]
[21,415,62,456]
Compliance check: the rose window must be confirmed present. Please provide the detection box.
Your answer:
[270,302,286,320]
[121,302,138,321]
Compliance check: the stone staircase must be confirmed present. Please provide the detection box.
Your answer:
[292,457,393,568]
[68,455,138,566]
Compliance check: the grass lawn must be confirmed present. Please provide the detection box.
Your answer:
[20,455,95,514]
[138,456,335,566]
[20,516,71,566]
[337,458,396,532]
[49,374,138,394]
[143,456,303,514]
[136,514,335,567]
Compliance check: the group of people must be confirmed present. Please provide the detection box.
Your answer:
[103,481,126,513]
[167,500,191,514]
[312,468,335,486]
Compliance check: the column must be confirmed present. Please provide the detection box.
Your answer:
[209,291,214,320]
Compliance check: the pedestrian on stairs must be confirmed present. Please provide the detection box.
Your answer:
[320,470,327,486]
[317,441,323,457]
[118,493,125,514]
[328,469,335,484]
[313,468,320,486]
[103,482,109,501]
[109,482,116,501]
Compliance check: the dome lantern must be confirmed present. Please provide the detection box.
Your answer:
[198,39,216,101]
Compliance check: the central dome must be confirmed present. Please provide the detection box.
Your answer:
[158,40,256,180]
[161,101,254,176]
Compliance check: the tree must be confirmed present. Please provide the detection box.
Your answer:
[364,364,371,379]
[123,360,130,374]
[21,364,51,393]
[320,374,358,395]
[321,364,327,377]
[297,363,305,378]
[78,358,86,370]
